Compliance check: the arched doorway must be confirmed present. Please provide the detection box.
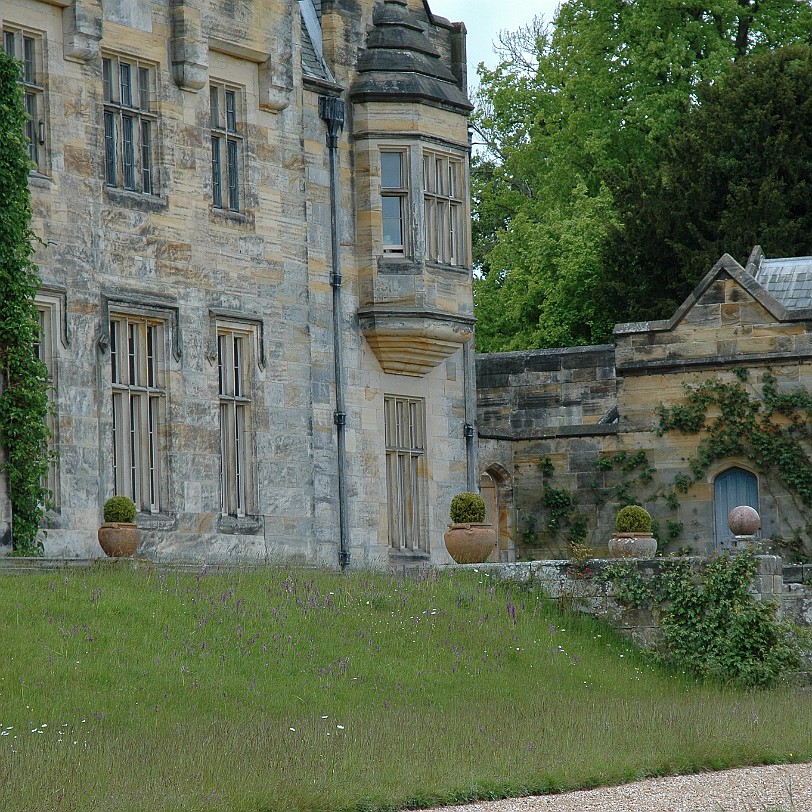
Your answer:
[480,467,514,562]
[713,467,759,547]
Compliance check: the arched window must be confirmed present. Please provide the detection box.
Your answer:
[713,467,758,547]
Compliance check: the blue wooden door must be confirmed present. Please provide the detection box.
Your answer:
[714,467,758,547]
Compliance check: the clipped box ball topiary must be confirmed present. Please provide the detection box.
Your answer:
[103,496,137,524]
[615,505,652,534]
[449,492,487,524]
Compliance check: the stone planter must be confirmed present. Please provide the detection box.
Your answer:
[98,523,140,558]
[608,533,657,558]
[444,523,496,564]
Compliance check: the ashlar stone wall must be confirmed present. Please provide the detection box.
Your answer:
[477,256,812,561]
[2,0,475,567]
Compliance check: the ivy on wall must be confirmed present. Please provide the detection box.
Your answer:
[0,52,51,555]
[520,369,812,560]
[657,369,812,555]
[601,551,807,688]
[520,450,683,558]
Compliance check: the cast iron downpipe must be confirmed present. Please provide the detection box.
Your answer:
[463,338,477,492]
[463,129,479,494]
[319,95,351,570]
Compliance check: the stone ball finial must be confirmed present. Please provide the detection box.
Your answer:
[728,505,760,536]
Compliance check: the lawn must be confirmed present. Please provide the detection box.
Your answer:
[0,563,810,811]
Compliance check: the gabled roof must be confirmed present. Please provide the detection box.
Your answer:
[613,253,794,337]
[748,245,812,310]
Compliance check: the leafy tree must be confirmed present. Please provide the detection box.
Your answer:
[0,50,50,554]
[602,43,812,322]
[472,0,812,350]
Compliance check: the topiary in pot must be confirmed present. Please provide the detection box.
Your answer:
[98,496,140,558]
[449,492,487,524]
[103,496,137,524]
[615,505,652,534]
[609,504,656,558]
[444,492,494,564]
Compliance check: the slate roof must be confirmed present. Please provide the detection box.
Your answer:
[301,20,326,80]
[752,252,812,310]
[300,0,334,84]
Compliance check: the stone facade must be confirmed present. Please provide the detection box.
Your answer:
[477,251,812,561]
[2,0,476,567]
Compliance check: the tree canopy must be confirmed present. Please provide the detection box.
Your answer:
[472,0,812,352]
[602,43,812,323]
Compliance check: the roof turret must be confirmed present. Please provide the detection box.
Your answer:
[350,0,471,112]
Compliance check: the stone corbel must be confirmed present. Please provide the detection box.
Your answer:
[63,0,103,63]
[258,55,292,112]
[170,0,208,92]
[258,3,293,112]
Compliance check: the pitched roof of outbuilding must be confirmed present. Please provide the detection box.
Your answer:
[748,246,812,310]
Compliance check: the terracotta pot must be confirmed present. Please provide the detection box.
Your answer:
[607,533,657,558]
[98,523,140,558]
[444,523,496,564]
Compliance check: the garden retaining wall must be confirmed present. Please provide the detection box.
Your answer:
[473,556,806,649]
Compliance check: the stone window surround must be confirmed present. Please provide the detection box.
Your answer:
[102,51,158,195]
[384,394,427,553]
[209,79,245,213]
[215,319,259,519]
[108,312,167,514]
[2,24,47,173]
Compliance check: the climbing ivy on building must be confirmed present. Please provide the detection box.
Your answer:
[590,449,683,550]
[656,370,812,492]
[0,52,51,555]
[521,450,682,557]
[657,370,812,552]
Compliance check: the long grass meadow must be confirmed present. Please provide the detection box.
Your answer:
[1,563,811,811]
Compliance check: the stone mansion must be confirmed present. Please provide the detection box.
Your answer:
[1,0,477,566]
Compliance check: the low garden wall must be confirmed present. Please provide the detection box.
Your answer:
[473,556,802,648]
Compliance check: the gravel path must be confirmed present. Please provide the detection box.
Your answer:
[419,763,812,812]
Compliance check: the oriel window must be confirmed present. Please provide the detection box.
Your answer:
[423,151,464,266]
[381,150,408,255]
